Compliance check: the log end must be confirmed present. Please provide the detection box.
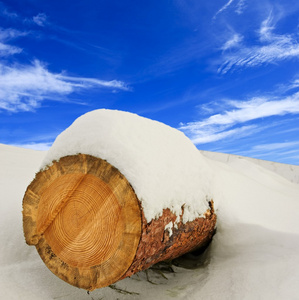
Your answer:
[22,154,141,290]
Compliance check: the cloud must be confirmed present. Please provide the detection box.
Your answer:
[238,140,299,164]
[179,89,299,145]
[0,28,27,56]
[259,12,275,41]
[32,13,48,27]
[10,142,52,151]
[0,2,19,19]
[274,78,299,94]
[235,0,247,14]
[221,34,243,50]
[252,141,299,151]
[0,3,47,26]
[218,15,299,73]
[57,75,130,90]
[213,0,235,19]
[291,79,299,89]
[0,28,27,57]
[0,28,27,40]
[213,0,247,19]
[0,60,129,112]
[0,25,129,113]
[0,42,22,56]
[189,125,258,144]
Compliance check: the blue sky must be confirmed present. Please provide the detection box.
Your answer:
[1,0,299,164]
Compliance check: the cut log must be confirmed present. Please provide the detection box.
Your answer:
[23,154,216,291]
[23,109,217,291]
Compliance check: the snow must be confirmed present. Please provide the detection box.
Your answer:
[41,109,213,223]
[165,221,174,237]
[201,150,299,184]
[1,117,299,299]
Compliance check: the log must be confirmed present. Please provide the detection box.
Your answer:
[22,109,217,291]
[23,154,216,291]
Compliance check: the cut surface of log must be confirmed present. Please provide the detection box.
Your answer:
[23,154,141,290]
[23,154,216,291]
[38,173,125,268]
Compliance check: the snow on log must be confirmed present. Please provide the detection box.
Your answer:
[22,109,217,291]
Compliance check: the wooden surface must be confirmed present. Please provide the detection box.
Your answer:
[23,154,141,290]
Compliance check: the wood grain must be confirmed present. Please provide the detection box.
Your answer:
[23,154,141,290]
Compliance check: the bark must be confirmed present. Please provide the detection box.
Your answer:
[122,202,216,279]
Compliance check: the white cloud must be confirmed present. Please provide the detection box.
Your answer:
[32,13,47,27]
[213,0,246,19]
[221,34,243,51]
[0,2,19,19]
[291,79,299,89]
[0,60,129,112]
[214,0,235,19]
[252,141,299,151]
[0,28,26,40]
[11,142,52,151]
[0,23,131,113]
[0,42,22,56]
[235,0,247,14]
[180,90,299,145]
[0,28,27,57]
[218,16,299,74]
[237,140,299,163]
[191,125,257,144]
[272,78,299,94]
[58,75,130,90]
[259,12,275,41]
[0,26,129,113]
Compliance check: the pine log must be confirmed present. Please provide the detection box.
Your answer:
[23,154,216,291]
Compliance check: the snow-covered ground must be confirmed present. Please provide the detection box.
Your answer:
[201,150,299,185]
[1,143,299,300]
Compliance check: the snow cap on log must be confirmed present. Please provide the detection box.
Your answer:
[41,109,213,223]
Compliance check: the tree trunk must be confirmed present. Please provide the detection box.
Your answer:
[23,154,216,291]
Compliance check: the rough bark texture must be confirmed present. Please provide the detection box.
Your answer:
[122,201,216,278]
[23,154,217,291]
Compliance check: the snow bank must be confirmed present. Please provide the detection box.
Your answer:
[1,143,299,299]
[41,109,213,223]
[201,150,299,184]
